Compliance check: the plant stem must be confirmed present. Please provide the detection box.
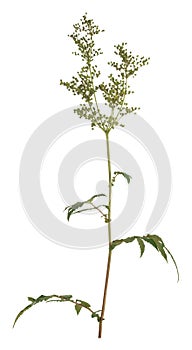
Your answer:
[98,131,112,338]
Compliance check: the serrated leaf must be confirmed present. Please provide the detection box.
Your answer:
[148,235,168,261]
[114,171,132,184]
[137,237,145,257]
[143,237,158,250]
[75,304,82,315]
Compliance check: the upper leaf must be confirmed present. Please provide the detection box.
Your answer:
[112,171,132,186]
[64,193,106,221]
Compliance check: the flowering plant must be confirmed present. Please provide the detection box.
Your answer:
[14,13,179,339]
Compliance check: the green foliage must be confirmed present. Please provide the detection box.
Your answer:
[111,171,132,186]
[64,193,107,221]
[75,304,82,315]
[60,12,150,133]
[13,294,101,328]
[110,234,179,281]
[137,237,145,257]
[76,299,91,308]
[91,310,102,322]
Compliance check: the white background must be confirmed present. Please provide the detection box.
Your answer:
[1,0,192,349]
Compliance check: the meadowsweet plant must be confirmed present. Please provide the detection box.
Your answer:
[14,13,179,339]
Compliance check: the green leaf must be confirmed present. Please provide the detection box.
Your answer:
[147,235,168,261]
[76,299,91,308]
[75,304,82,315]
[63,295,73,300]
[87,194,106,203]
[143,236,158,250]
[91,311,101,322]
[110,236,136,250]
[64,194,106,221]
[13,293,101,328]
[110,240,123,250]
[28,297,36,302]
[65,202,85,221]
[113,171,132,184]
[36,295,53,302]
[13,303,34,328]
[124,236,135,243]
[137,237,145,257]
[164,246,180,282]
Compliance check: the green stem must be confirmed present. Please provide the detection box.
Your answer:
[98,131,112,338]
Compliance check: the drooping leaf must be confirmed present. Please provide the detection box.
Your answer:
[65,202,85,221]
[75,304,82,315]
[13,294,100,328]
[147,235,168,261]
[13,303,34,328]
[137,237,145,257]
[64,193,106,221]
[111,233,179,281]
[113,171,132,184]
[143,236,158,250]
[164,246,180,282]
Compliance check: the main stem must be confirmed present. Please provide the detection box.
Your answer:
[98,131,112,338]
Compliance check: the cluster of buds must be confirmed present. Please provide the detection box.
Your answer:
[60,13,150,133]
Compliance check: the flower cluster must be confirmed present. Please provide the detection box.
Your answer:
[60,13,150,133]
